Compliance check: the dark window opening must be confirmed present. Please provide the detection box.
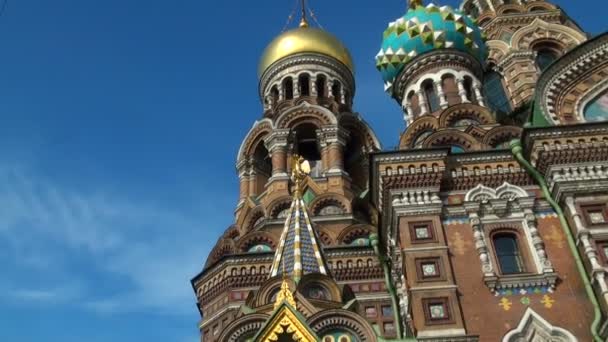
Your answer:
[299,74,310,96]
[423,81,440,113]
[270,86,279,105]
[294,124,321,176]
[463,77,476,103]
[283,77,294,99]
[332,81,342,102]
[536,50,559,72]
[493,233,525,274]
[316,75,326,98]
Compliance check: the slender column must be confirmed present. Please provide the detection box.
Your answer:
[293,77,300,98]
[277,84,284,101]
[264,129,291,180]
[417,90,429,116]
[473,84,485,107]
[465,203,495,276]
[236,160,249,203]
[248,158,257,196]
[524,210,553,273]
[566,197,603,270]
[457,78,469,103]
[318,125,349,175]
[311,75,318,97]
[435,80,448,109]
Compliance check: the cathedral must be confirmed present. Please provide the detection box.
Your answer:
[190,0,608,340]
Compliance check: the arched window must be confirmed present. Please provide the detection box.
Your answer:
[463,77,476,103]
[332,81,342,103]
[483,68,512,115]
[413,130,432,148]
[299,74,310,96]
[283,77,294,99]
[294,124,321,175]
[583,88,608,122]
[535,50,559,72]
[442,75,460,106]
[304,284,330,300]
[493,233,525,274]
[316,74,327,98]
[270,85,279,105]
[252,142,272,195]
[423,80,440,113]
[450,145,465,154]
[408,91,421,117]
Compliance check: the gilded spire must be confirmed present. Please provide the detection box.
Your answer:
[409,0,423,9]
[269,155,328,284]
[274,277,297,309]
[299,0,309,27]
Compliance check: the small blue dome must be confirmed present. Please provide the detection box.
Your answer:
[377,3,487,92]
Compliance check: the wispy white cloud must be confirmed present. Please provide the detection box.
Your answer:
[0,163,226,315]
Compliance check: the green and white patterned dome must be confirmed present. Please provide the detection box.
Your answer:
[376,2,487,92]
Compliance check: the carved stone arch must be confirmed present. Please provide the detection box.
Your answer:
[205,238,236,267]
[477,12,495,27]
[482,126,523,148]
[236,118,274,163]
[222,224,241,240]
[241,205,267,234]
[465,182,529,202]
[308,309,377,342]
[309,193,351,217]
[336,224,373,246]
[254,275,290,308]
[438,103,495,128]
[217,313,269,342]
[496,3,524,15]
[317,229,334,246]
[297,273,342,303]
[423,129,484,151]
[496,182,529,200]
[339,113,382,152]
[525,1,556,12]
[275,102,337,129]
[486,40,510,65]
[267,195,294,219]
[236,231,278,253]
[511,19,586,51]
[399,115,439,149]
[503,308,578,342]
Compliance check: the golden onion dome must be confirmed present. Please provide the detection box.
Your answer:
[258,26,354,78]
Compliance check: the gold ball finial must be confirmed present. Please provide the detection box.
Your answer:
[409,0,424,9]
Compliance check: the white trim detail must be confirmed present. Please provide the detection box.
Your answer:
[503,308,578,342]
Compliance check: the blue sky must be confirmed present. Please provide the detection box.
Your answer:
[0,0,603,341]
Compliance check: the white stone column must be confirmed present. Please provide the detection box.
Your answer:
[417,90,429,116]
[565,196,608,307]
[473,84,485,107]
[457,78,469,103]
[435,80,448,109]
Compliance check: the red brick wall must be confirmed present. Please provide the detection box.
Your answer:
[446,215,594,340]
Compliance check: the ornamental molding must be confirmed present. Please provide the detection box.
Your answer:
[536,33,608,124]
[503,308,578,342]
[393,49,483,103]
[464,182,557,292]
[259,52,355,101]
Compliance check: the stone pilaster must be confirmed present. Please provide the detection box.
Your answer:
[317,125,349,175]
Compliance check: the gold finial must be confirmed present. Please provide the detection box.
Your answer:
[299,0,309,27]
[409,0,423,9]
[274,277,297,309]
[290,155,310,198]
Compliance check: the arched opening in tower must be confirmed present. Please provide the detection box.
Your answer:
[294,123,322,177]
[253,142,272,195]
[299,74,311,96]
[316,74,327,98]
[344,133,367,193]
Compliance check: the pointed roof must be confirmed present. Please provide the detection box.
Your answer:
[269,156,328,284]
